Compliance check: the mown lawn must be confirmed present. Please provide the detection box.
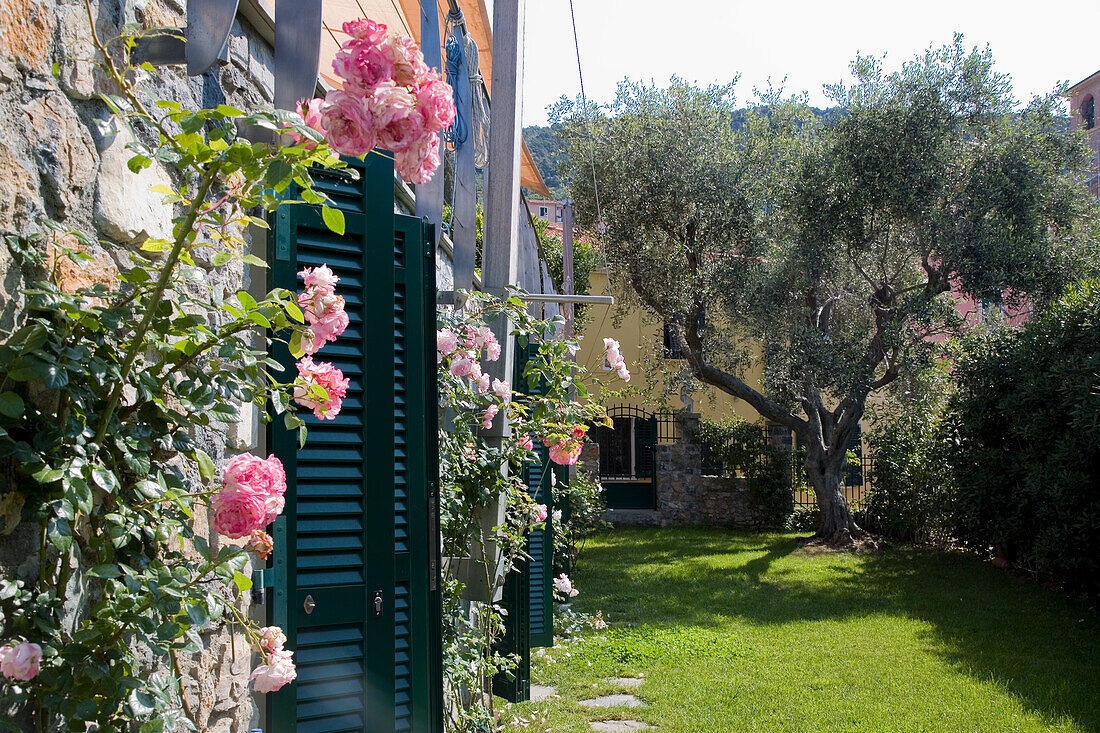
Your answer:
[505,528,1100,732]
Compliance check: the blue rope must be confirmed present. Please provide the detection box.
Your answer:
[443,18,468,147]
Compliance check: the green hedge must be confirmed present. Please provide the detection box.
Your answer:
[943,281,1100,587]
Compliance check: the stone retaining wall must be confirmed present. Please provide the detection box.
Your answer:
[0,2,279,729]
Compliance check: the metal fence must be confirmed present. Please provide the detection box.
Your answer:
[599,406,874,512]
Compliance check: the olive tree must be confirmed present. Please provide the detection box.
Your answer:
[553,39,1099,543]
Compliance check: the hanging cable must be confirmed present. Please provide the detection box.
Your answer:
[568,0,603,229]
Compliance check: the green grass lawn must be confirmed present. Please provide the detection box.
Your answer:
[505,528,1100,732]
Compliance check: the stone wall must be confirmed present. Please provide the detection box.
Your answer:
[604,413,773,528]
[653,441,771,528]
[0,1,278,730]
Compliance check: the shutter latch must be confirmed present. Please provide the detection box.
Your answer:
[372,590,384,618]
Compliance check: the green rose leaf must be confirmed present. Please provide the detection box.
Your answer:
[193,449,216,485]
[232,571,252,592]
[321,205,345,235]
[0,391,24,418]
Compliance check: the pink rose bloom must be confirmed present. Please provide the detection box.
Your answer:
[0,642,42,681]
[415,74,456,134]
[616,363,631,382]
[383,34,430,87]
[515,432,534,450]
[211,487,267,539]
[481,404,499,430]
[491,378,510,400]
[449,357,474,378]
[486,339,501,361]
[263,494,285,526]
[256,626,287,654]
[370,81,422,152]
[603,337,624,368]
[342,18,387,44]
[474,326,493,348]
[299,280,349,353]
[437,328,458,355]
[224,454,286,498]
[476,373,491,394]
[300,265,340,290]
[572,425,587,440]
[553,574,579,598]
[462,327,477,349]
[333,35,394,93]
[321,90,377,157]
[468,361,483,383]
[533,503,548,523]
[548,440,583,466]
[247,530,274,560]
[394,133,441,184]
[293,357,350,420]
[251,649,297,693]
[288,98,327,148]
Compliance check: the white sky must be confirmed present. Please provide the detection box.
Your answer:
[512,0,1098,126]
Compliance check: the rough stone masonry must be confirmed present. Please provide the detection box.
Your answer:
[0,1,280,729]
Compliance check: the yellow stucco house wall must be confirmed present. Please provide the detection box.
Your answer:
[575,268,765,424]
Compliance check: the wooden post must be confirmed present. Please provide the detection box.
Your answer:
[481,0,525,421]
[562,199,575,338]
[415,0,445,245]
[451,22,478,297]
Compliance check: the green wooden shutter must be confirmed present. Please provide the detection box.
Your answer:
[516,343,553,648]
[269,157,441,733]
[393,213,443,732]
[634,415,657,479]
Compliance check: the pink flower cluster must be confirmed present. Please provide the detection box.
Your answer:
[289,98,327,149]
[291,265,350,421]
[553,573,579,599]
[212,454,287,539]
[546,439,583,466]
[438,326,506,402]
[322,18,456,183]
[251,626,296,693]
[603,338,631,382]
[0,641,42,681]
[532,503,548,524]
[294,357,350,420]
[299,265,349,355]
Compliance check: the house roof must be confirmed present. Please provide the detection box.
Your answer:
[1067,68,1100,96]
[320,0,550,197]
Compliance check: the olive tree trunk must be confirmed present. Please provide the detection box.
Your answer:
[803,430,862,544]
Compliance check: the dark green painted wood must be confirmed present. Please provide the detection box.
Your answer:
[491,554,530,702]
[270,155,440,733]
[393,213,443,732]
[515,344,554,649]
[634,415,657,479]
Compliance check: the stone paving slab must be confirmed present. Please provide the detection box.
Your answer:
[530,684,556,702]
[609,676,644,688]
[590,721,652,731]
[579,694,645,708]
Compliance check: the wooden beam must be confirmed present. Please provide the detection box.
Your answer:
[480,0,524,429]
[415,0,445,246]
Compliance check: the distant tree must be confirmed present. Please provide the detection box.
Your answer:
[523,125,568,197]
[553,38,1100,544]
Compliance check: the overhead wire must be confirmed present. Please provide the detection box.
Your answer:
[565,0,615,369]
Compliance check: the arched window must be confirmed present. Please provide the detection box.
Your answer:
[1083,96,1095,130]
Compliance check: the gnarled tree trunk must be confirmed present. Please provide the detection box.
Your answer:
[803,431,863,545]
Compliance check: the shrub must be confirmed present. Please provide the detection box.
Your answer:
[695,418,794,526]
[864,361,954,543]
[943,281,1100,587]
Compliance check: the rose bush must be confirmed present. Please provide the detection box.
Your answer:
[0,9,392,730]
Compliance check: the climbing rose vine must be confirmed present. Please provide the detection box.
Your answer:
[0,6,395,726]
[312,18,456,183]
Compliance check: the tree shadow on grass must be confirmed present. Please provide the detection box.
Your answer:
[574,527,1100,732]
